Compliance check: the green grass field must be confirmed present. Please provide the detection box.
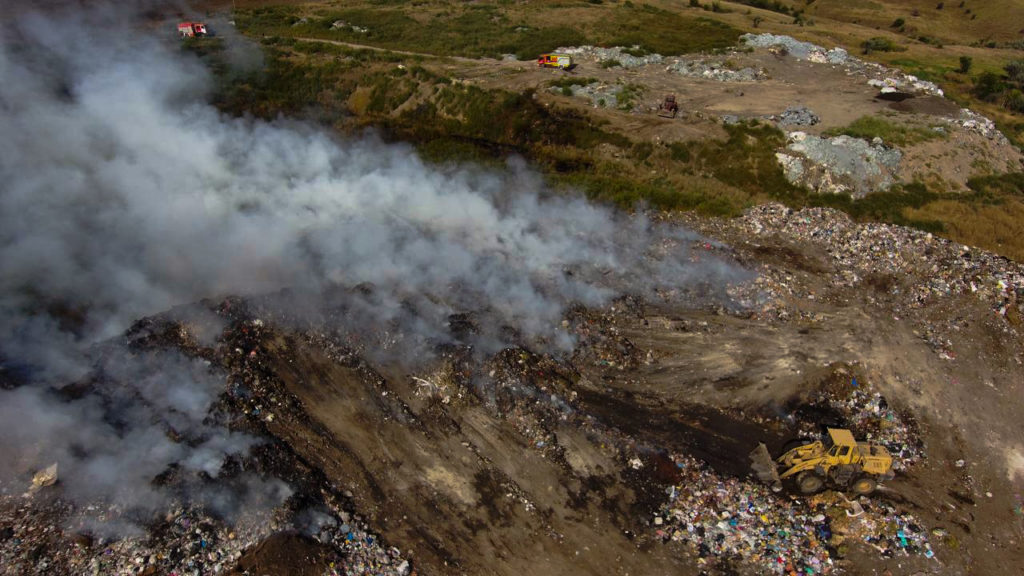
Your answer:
[234,2,740,59]
[823,115,945,147]
[216,0,1024,260]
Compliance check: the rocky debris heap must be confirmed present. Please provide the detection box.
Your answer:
[772,106,820,127]
[330,21,368,33]
[556,45,664,69]
[742,33,945,99]
[655,452,935,575]
[947,108,1009,142]
[559,45,766,81]
[867,77,942,98]
[666,58,765,82]
[775,132,902,198]
[741,32,946,105]
[548,81,623,108]
[742,33,850,65]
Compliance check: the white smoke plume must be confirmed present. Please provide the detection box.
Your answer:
[0,2,747,524]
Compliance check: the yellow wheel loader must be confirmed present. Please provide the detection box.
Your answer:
[750,428,895,495]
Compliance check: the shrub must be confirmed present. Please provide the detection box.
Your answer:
[1007,89,1024,113]
[891,18,905,28]
[1006,60,1024,84]
[621,46,649,57]
[732,0,791,15]
[967,172,1024,196]
[861,37,905,54]
[973,71,1006,101]
[958,55,973,74]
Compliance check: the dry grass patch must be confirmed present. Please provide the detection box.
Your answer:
[906,198,1024,261]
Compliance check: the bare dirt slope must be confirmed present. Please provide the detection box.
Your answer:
[191,205,1023,576]
[254,332,694,576]
[4,208,1022,576]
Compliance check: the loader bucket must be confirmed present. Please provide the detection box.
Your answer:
[749,442,782,492]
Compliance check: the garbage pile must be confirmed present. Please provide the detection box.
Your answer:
[567,301,644,371]
[319,517,411,576]
[0,432,413,576]
[0,491,411,576]
[0,496,274,576]
[836,496,935,560]
[655,451,936,574]
[555,45,664,69]
[775,132,902,197]
[722,203,1024,336]
[666,58,765,82]
[0,304,416,576]
[657,453,837,574]
[796,379,926,470]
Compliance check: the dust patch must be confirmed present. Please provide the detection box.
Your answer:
[1006,445,1024,483]
[424,464,478,505]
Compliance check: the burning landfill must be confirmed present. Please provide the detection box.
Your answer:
[2,3,1023,576]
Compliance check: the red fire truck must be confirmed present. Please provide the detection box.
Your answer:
[177,22,208,38]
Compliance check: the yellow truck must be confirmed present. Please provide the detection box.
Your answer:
[750,428,895,495]
[537,53,573,69]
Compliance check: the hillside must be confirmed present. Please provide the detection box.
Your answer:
[1,3,1023,576]
[189,0,1024,260]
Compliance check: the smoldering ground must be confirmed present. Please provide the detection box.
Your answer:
[0,3,747,528]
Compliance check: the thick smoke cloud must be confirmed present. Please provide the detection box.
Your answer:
[0,349,286,521]
[0,3,746,524]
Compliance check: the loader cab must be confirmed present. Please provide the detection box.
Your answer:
[825,428,860,465]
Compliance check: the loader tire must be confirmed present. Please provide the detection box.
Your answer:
[797,472,824,494]
[851,476,877,495]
